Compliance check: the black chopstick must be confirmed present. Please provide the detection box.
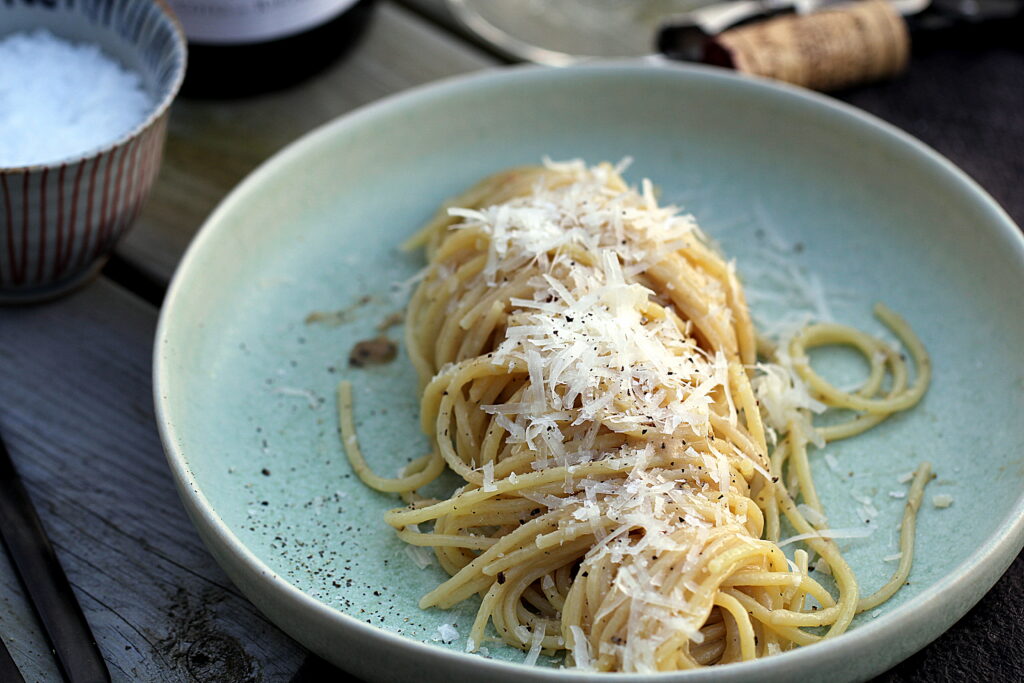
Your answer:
[0,637,26,683]
[0,427,110,683]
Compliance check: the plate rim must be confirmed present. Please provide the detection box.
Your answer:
[154,59,1024,681]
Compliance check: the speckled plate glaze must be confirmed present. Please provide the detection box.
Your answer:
[155,62,1024,682]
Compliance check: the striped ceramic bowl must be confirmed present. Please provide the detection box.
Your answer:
[0,0,186,303]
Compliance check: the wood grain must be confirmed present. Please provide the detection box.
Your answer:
[0,280,306,682]
[116,1,496,286]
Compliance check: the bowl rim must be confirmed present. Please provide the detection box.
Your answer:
[154,60,1024,680]
[0,0,187,174]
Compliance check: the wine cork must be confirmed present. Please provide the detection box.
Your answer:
[708,0,910,91]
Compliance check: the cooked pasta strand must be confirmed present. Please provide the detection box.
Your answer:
[341,161,932,672]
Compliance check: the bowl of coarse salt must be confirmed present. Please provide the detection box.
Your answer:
[0,0,185,302]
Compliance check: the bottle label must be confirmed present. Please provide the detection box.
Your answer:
[168,0,359,44]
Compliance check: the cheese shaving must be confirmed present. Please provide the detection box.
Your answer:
[569,625,593,670]
[523,626,546,666]
[778,527,873,548]
[797,503,828,527]
[482,461,496,492]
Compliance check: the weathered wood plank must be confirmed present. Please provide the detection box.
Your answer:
[0,279,306,682]
[116,0,496,285]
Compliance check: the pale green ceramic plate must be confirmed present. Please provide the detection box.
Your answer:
[155,62,1024,682]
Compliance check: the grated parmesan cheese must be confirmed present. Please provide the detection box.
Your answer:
[522,625,546,666]
[851,492,878,523]
[482,461,496,492]
[932,494,954,509]
[403,524,434,569]
[569,625,593,670]
[273,386,321,409]
[751,350,825,448]
[404,545,433,569]
[797,503,828,527]
[481,246,731,464]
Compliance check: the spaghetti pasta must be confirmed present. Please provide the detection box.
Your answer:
[340,160,932,671]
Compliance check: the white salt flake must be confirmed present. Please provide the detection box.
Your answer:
[434,623,459,644]
[0,29,153,166]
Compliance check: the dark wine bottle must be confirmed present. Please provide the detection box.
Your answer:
[168,0,377,98]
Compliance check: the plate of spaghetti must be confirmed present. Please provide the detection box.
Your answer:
[155,63,1024,682]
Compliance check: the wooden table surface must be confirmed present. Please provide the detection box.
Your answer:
[2,2,1022,680]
